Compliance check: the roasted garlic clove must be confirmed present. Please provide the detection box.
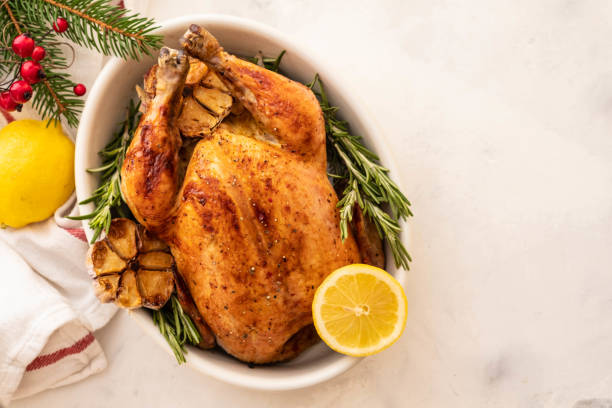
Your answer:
[116,269,143,309]
[137,224,169,253]
[143,64,158,97]
[135,85,148,113]
[137,269,174,309]
[177,96,219,137]
[193,86,232,117]
[90,240,127,276]
[218,110,274,145]
[138,251,173,270]
[87,218,175,310]
[185,57,209,86]
[106,218,138,260]
[94,274,121,303]
[202,70,229,92]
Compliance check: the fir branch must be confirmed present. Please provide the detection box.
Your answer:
[0,2,22,80]
[0,2,81,124]
[0,0,162,124]
[3,1,21,34]
[15,0,162,60]
[68,99,139,242]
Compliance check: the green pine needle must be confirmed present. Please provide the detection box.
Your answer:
[13,0,162,60]
[0,0,161,126]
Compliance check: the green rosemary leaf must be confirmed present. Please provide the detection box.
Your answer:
[151,295,202,364]
[263,50,286,73]
[73,99,140,243]
[308,75,412,269]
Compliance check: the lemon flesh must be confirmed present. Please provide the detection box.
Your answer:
[312,264,408,357]
[0,120,74,228]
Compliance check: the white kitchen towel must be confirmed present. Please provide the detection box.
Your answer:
[0,218,116,407]
[10,320,107,402]
[0,1,155,404]
[0,13,119,407]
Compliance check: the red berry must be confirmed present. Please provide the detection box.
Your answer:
[20,61,45,84]
[0,91,20,112]
[73,83,86,96]
[31,46,46,61]
[12,34,35,58]
[9,80,33,104]
[53,17,69,33]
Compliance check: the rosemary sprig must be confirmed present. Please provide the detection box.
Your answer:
[152,295,202,364]
[77,50,412,365]
[68,99,140,243]
[262,50,286,72]
[308,74,412,270]
[247,51,412,269]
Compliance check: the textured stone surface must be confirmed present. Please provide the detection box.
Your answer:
[13,0,612,406]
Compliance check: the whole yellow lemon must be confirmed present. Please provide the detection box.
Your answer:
[0,120,74,228]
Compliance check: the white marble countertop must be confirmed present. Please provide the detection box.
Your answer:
[13,0,612,406]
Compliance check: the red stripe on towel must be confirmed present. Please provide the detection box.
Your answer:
[63,227,87,242]
[26,332,95,371]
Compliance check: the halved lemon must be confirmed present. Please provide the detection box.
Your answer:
[312,264,408,356]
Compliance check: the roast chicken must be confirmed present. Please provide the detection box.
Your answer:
[120,25,382,363]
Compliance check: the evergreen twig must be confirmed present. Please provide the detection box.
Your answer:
[14,0,162,59]
[0,0,161,126]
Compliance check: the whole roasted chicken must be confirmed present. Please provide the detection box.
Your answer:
[120,25,382,363]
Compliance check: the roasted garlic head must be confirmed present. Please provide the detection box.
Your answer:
[87,218,175,310]
[137,57,233,138]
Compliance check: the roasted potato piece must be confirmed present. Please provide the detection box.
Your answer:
[193,86,232,117]
[116,269,142,309]
[202,70,229,92]
[185,57,208,85]
[177,96,219,137]
[137,225,169,253]
[90,240,127,276]
[136,269,174,309]
[106,218,138,259]
[94,274,121,303]
[138,251,173,270]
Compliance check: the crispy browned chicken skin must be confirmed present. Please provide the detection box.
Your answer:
[121,26,364,363]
